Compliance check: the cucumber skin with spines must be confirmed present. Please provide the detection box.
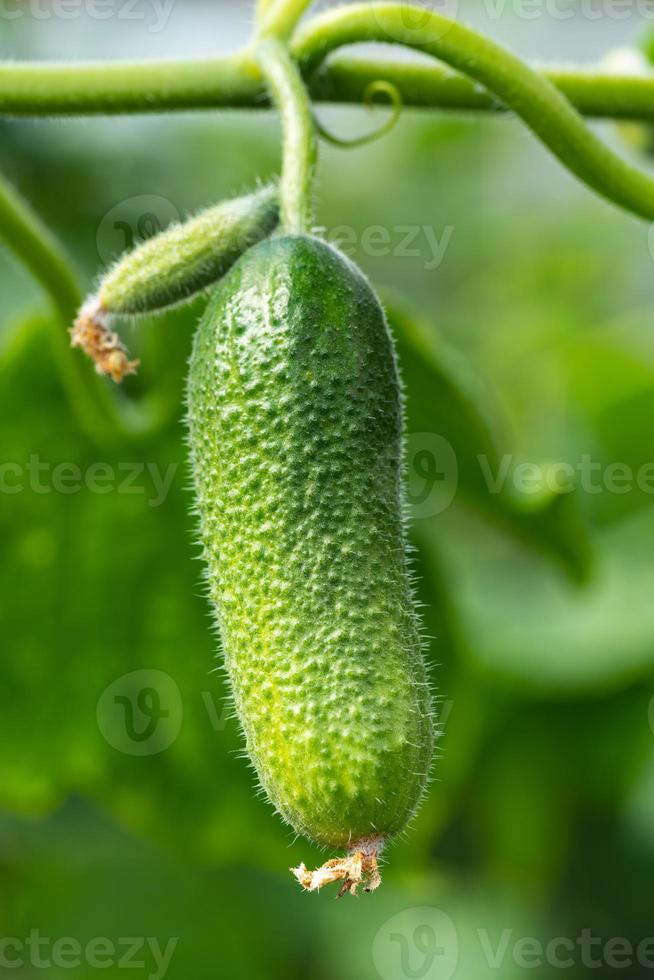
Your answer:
[187,234,433,850]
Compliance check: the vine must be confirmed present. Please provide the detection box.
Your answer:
[0,171,140,443]
[256,0,315,41]
[293,4,654,221]
[0,52,654,120]
[2,1,654,433]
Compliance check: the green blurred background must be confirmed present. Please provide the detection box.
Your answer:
[2,2,654,977]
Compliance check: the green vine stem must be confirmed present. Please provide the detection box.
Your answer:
[3,2,654,420]
[256,40,317,233]
[0,170,166,443]
[312,57,654,122]
[1,55,654,121]
[0,172,79,320]
[257,0,314,41]
[292,3,654,221]
[0,169,118,443]
[0,53,261,116]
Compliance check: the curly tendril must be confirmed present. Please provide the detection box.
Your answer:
[313,80,402,149]
[292,2,654,222]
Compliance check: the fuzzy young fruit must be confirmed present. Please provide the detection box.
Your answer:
[187,234,434,894]
[71,186,278,382]
[98,185,279,317]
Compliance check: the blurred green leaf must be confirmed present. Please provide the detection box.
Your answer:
[431,502,654,692]
[387,292,592,580]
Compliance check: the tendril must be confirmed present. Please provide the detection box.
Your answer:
[293,2,654,222]
[313,80,402,149]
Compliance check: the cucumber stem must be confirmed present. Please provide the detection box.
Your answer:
[256,40,317,234]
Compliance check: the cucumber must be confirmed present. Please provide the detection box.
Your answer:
[187,234,434,894]
[71,186,278,383]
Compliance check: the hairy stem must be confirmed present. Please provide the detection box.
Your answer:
[292,3,654,221]
[314,57,654,121]
[0,52,263,116]
[256,40,317,233]
[0,55,654,121]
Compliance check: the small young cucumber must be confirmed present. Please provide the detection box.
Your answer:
[100,185,279,316]
[71,186,278,382]
[187,235,434,895]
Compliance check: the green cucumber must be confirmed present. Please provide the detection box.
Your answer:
[187,234,434,894]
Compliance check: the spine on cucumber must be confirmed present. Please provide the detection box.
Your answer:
[187,234,434,894]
